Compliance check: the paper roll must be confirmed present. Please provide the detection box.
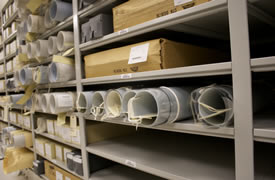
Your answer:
[44,8,57,29]
[27,15,46,33]
[35,40,49,59]
[27,42,37,59]
[128,88,170,127]
[19,67,33,85]
[19,45,27,54]
[49,92,76,114]
[91,91,106,117]
[41,93,51,113]
[48,36,59,55]
[105,88,128,118]
[10,94,24,104]
[33,66,49,84]
[32,93,43,111]
[160,86,193,123]
[49,0,73,21]
[57,31,74,51]
[48,62,76,83]
[76,91,93,114]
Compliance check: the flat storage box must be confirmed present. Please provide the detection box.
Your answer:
[44,160,81,180]
[113,0,211,32]
[84,38,226,78]
[45,141,56,159]
[23,115,32,129]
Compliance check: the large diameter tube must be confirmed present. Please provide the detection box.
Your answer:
[104,88,128,117]
[160,86,193,123]
[48,36,59,55]
[35,40,49,59]
[91,91,106,117]
[49,0,72,22]
[27,15,45,33]
[48,62,76,83]
[49,92,76,114]
[41,93,51,113]
[57,31,74,51]
[44,8,57,29]
[128,88,170,127]
[76,91,93,114]
[33,66,49,84]
[122,90,138,114]
[19,67,33,85]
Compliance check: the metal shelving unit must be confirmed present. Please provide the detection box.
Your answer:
[0,0,274,179]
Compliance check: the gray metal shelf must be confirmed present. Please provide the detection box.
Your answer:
[35,132,81,149]
[82,62,232,85]
[254,114,275,144]
[251,56,275,72]
[9,121,32,132]
[36,80,77,89]
[4,31,17,44]
[3,11,18,29]
[5,52,16,60]
[86,131,235,180]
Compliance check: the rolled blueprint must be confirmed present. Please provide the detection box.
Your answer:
[76,91,93,114]
[91,91,106,117]
[160,86,193,123]
[27,42,37,59]
[44,8,57,29]
[48,36,59,55]
[49,0,73,21]
[49,92,76,114]
[57,31,74,51]
[104,88,128,118]
[128,88,170,127]
[35,40,49,59]
[27,15,46,33]
[19,45,27,54]
[19,67,33,85]
[33,66,49,84]
[41,93,51,113]
[48,62,76,83]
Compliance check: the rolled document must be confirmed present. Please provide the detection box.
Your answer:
[41,93,51,113]
[33,66,49,84]
[48,36,59,55]
[76,91,93,114]
[19,45,27,54]
[91,91,106,117]
[35,40,49,60]
[121,90,138,114]
[49,92,76,114]
[48,62,75,83]
[27,15,46,33]
[44,8,57,29]
[49,0,73,21]
[35,117,47,134]
[57,31,74,51]
[27,42,37,59]
[19,67,33,85]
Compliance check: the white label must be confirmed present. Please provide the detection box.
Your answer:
[125,160,136,168]
[57,95,73,108]
[128,43,149,64]
[45,144,52,158]
[65,177,71,180]
[118,28,129,35]
[174,0,193,6]
[56,171,63,180]
[121,74,132,79]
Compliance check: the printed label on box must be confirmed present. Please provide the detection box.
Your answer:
[56,171,63,180]
[174,0,193,6]
[128,43,149,64]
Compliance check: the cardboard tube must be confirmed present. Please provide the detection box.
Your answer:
[27,42,37,59]
[57,31,74,51]
[19,67,33,85]
[48,62,76,83]
[27,15,46,33]
[91,91,106,117]
[49,92,76,114]
[49,0,73,21]
[41,93,51,113]
[128,88,170,127]
[48,36,59,55]
[76,91,93,114]
[33,66,49,84]
[44,8,57,29]
[35,40,49,59]
[105,88,128,117]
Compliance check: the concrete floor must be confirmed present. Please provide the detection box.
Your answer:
[0,160,30,180]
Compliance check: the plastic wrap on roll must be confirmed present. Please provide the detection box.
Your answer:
[35,40,49,60]
[48,36,59,55]
[49,92,76,114]
[76,91,93,114]
[49,0,73,21]
[48,62,75,83]
[57,31,74,51]
[44,8,57,29]
[19,67,33,85]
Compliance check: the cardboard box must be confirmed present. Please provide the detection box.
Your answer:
[47,120,55,135]
[45,160,81,180]
[45,141,56,159]
[113,0,210,32]
[84,38,226,78]
[55,144,64,162]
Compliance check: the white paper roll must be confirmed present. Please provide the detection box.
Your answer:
[57,31,74,51]
[49,92,76,114]
[91,91,106,117]
[19,67,33,85]
[105,88,128,118]
[76,91,93,114]
[35,40,49,59]
[48,62,76,83]
[49,0,73,22]
[27,42,37,59]
[33,66,49,84]
[128,88,170,127]
[44,8,57,29]
[32,94,43,111]
[27,15,46,33]
[19,45,27,54]
[41,93,51,113]
[48,36,59,55]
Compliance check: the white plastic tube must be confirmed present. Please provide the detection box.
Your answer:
[48,62,76,83]
[19,67,33,85]
[49,92,76,114]
[105,88,128,117]
[41,93,51,113]
[19,45,27,54]
[27,42,37,59]
[121,90,138,114]
[44,8,57,29]
[48,36,59,55]
[57,31,74,51]
[76,91,93,114]
[27,15,46,33]
[160,86,193,123]
[35,40,49,59]
[33,66,49,84]
[91,91,106,117]
[128,88,171,127]
[49,0,73,21]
